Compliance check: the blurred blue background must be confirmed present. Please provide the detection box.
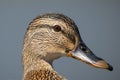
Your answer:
[0,0,120,80]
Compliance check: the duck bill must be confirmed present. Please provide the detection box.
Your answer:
[67,42,113,71]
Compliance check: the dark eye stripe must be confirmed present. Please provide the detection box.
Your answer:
[28,24,75,44]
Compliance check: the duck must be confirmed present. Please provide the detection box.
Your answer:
[22,13,113,80]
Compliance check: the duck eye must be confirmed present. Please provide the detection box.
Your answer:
[53,25,61,32]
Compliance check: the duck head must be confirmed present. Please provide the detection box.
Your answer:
[26,13,113,71]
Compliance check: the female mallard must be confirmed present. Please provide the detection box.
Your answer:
[22,13,113,80]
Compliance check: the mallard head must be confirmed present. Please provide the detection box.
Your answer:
[23,13,113,71]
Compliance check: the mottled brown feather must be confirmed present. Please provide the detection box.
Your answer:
[24,70,63,80]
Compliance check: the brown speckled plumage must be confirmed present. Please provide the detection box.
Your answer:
[22,13,113,80]
[24,70,63,80]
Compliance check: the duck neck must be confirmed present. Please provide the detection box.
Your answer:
[22,49,54,77]
[22,41,65,79]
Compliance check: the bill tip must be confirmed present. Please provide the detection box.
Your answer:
[107,64,113,71]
